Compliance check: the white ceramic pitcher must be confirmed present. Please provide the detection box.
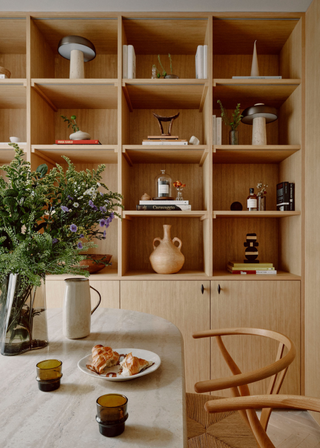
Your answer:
[63,278,101,339]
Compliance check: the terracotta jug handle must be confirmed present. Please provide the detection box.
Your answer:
[153,237,161,250]
[90,285,102,315]
[172,237,182,250]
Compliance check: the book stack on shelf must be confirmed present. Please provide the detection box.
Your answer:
[195,45,207,79]
[142,136,188,146]
[212,115,222,145]
[122,44,136,79]
[55,140,101,145]
[136,200,191,211]
[276,181,295,211]
[227,261,277,275]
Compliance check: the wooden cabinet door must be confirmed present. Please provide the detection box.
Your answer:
[121,281,210,392]
[46,279,120,309]
[211,281,300,395]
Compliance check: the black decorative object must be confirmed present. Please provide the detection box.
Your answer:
[244,233,259,263]
[230,201,243,211]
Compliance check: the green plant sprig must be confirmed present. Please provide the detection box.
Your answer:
[61,114,79,133]
[217,100,243,131]
[154,54,174,78]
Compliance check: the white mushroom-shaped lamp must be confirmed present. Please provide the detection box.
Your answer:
[241,103,278,145]
[58,35,96,79]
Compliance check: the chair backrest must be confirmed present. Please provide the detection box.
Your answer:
[193,327,296,433]
[204,394,320,448]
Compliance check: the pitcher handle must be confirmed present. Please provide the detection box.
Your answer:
[90,285,102,315]
[172,237,182,250]
[153,237,161,250]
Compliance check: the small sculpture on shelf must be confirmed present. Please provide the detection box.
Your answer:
[153,112,180,137]
[244,233,259,263]
[61,114,90,140]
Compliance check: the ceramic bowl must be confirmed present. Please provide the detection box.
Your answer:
[79,254,112,274]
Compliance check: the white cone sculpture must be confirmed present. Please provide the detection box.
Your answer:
[250,40,259,77]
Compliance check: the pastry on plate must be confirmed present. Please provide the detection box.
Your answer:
[120,352,154,376]
[87,345,120,374]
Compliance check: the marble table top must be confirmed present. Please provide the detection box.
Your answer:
[0,308,187,448]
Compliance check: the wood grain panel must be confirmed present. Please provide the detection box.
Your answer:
[278,86,301,145]
[129,109,203,145]
[120,280,211,392]
[0,54,26,78]
[213,54,279,79]
[136,55,196,79]
[30,18,54,78]
[46,279,120,308]
[123,162,204,211]
[54,54,118,79]
[213,163,279,210]
[212,217,280,271]
[125,216,204,273]
[305,0,320,422]
[0,18,26,54]
[31,87,55,144]
[211,280,300,395]
[280,18,302,79]
[0,109,26,142]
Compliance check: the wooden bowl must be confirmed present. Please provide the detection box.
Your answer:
[79,254,112,274]
[0,66,11,78]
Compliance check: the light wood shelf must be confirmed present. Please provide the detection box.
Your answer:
[213,145,300,164]
[32,145,118,164]
[122,79,208,111]
[123,145,208,166]
[213,270,301,280]
[213,211,300,218]
[123,211,208,219]
[0,82,27,108]
[31,80,118,110]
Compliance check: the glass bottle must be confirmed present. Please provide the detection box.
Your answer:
[155,170,172,199]
[151,65,157,79]
[247,188,257,211]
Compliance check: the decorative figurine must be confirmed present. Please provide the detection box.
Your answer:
[244,233,259,263]
[153,112,180,137]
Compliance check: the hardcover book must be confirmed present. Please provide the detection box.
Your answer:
[228,261,274,268]
[136,204,191,211]
[142,139,188,146]
[276,181,290,211]
[227,269,277,275]
[55,140,101,145]
[139,200,189,205]
[289,182,295,211]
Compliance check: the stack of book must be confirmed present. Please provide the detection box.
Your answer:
[195,45,208,79]
[212,115,222,145]
[277,181,295,211]
[136,200,191,211]
[142,137,188,146]
[227,261,277,275]
[122,44,136,79]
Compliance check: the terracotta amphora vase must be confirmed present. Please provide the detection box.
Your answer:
[149,224,185,274]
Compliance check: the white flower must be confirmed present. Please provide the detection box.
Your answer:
[73,202,79,208]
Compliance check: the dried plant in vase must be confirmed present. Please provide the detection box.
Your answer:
[173,180,186,201]
[217,100,243,145]
[256,182,268,211]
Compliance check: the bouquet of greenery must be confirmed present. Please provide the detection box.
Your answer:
[217,100,243,131]
[0,144,122,288]
[0,144,122,355]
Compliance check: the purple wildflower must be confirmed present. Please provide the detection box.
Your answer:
[52,238,58,244]
[70,224,77,232]
[61,205,69,212]
[105,221,110,228]
[77,242,83,249]
[67,195,73,200]
[93,205,98,211]
[79,234,84,238]
[99,219,106,227]
[89,200,94,208]
[100,206,107,213]
[110,212,114,220]
[102,230,106,239]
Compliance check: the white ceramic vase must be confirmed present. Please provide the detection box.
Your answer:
[69,130,91,140]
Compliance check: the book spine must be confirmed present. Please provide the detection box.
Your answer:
[55,140,101,144]
[277,181,290,211]
[136,205,191,211]
[212,115,216,145]
[139,200,189,205]
[289,182,295,211]
[203,45,207,79]
[128,45,135,79]
[232,76,282,79]
[216,117,222,145]
[227,266,275,271]
[122,45,128,78]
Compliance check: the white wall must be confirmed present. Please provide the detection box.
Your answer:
[0,0,313,12]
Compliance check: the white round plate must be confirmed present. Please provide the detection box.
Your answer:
[77,348,161,382]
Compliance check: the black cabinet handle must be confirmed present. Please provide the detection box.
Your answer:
[217,284,221,294]
[201,284,204,294]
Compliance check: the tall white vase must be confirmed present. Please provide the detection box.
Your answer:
[250,40,259,76]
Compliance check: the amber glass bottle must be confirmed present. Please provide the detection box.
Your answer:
[247,188,257,211]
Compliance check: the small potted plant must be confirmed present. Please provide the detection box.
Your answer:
[217,100,242,145]
[154,54,179,79]
[256,181,268,210]
[61,114,90,140]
